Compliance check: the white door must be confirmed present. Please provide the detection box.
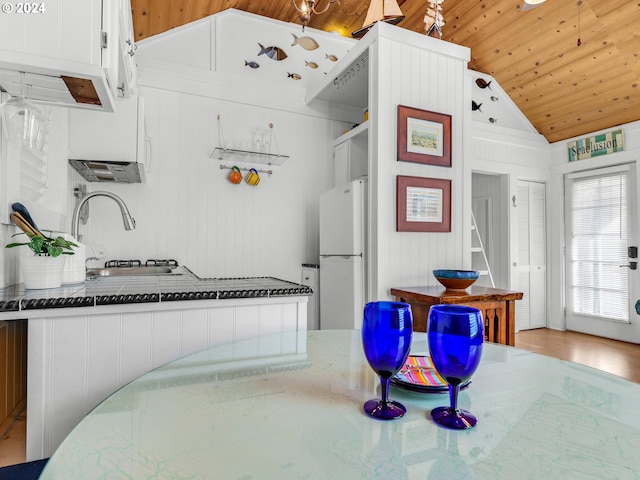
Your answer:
[516,181,547,330]
[564,164,639,342]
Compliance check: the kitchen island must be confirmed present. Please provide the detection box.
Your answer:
[0,267,311,460]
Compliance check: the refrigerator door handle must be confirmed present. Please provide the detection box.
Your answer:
[320,254,363,258]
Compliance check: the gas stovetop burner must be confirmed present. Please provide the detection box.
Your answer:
[105,259,179,268]
[145,259,179,267]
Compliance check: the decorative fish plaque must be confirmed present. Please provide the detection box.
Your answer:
[258,43,288,61]
[475,78,492,89]
[291,34,319,51]
[244,60,260,69]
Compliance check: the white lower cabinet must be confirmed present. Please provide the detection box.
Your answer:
[301,266,319,330]
[26,296,308,460]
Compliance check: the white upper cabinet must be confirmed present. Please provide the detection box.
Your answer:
[0,0,137,111]
[333,122,368,187]
[117,0,137,97]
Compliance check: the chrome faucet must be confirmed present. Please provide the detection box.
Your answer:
[71,191,136,242]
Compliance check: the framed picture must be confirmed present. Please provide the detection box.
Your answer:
[397,105,451,167]
[396,175,451,232]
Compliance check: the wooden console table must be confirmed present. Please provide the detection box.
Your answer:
[390,285,523,346]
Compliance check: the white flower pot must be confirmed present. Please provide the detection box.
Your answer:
[21,255,65,289]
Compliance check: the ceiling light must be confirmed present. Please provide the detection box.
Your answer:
[352,0,405,39]
[521,0,546,11]
[292,0,339,31]
[425,0,445,39]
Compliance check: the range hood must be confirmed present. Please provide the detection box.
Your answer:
[69,159,144,183]
[68,96,146,183]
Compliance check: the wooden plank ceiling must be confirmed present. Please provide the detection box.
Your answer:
[130,0,640,143]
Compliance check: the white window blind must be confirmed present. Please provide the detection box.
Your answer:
[568,169,628,321]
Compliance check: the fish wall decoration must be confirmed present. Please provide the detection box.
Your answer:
[291,34,320,51]
[258,43,288,61]
[471,101,483,112]
[305,61,319,69]
[475,78,492,89]
[288,72,302,80]
[325,54,338,62]
[244,60,260,69]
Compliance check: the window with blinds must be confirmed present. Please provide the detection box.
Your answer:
[567,169,629,322]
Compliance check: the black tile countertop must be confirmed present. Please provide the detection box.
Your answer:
[0,266,312,313]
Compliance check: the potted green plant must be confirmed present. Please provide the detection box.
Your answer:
[5,233,77,289]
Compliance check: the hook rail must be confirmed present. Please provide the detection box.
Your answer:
[219,165,273,176]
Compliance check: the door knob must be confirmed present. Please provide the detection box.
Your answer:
[620,262,637,270]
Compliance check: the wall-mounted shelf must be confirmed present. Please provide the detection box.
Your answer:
[213,115,288,166]
[333,120,369,146]
[210,147,289,166]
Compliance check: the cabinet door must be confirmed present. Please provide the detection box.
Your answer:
[333,134,368,187]
[101,0,120,93]
[68,96,145,164]
[117,0,137,97]
[334,141,350,187]
[0,0,102,66]
[301,268,319,331]
[516,180,546,331]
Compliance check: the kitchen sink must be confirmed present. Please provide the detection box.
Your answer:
[86,266,183,277]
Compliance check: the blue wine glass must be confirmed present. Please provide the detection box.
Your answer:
[362,301,413,420]
[427,304,484,429]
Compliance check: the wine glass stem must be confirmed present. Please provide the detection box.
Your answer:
[448,384,460,413]
[380,377,391,404]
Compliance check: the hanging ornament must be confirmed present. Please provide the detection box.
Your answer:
[576,0,582,47]
[424,0,445,39]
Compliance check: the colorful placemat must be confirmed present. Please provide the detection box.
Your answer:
[391,355,471,393]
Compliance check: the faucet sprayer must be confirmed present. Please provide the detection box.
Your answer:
[71,191,136,242]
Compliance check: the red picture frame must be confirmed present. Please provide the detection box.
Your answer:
[397,105,451,167]
[396,175,451,232]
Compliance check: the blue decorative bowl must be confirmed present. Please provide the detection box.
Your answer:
[433,269,479,290]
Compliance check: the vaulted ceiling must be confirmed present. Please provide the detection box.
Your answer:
[130,0,640,143]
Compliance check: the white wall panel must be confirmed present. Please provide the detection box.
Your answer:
[208,306,236,348]
[180,308,210,354]
[259,304,284,336]
[151,310,183,368]
[49,316,87,455]
[78,85,344,284]
[371,37,468,300]
[86,315,121,411]
[120,312,153,383]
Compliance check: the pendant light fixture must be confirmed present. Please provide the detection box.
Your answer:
[292,0,339,31]
[425,0,445,39]
[521,0,546,11]
[352,0,405,39]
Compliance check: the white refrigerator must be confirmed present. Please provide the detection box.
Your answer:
[319,180,367,330]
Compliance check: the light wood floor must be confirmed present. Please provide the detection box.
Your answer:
[0,328,639,468]
[515,328,640,383]
[0,409,26,468]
